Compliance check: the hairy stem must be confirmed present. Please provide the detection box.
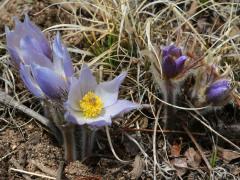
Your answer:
[59,124,77,162]
[164,79,177,130]
[80,125,97,160]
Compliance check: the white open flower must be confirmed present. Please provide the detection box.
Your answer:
[65,64,142,127]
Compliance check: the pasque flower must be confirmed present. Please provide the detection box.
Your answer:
[206,79,232,105]
[162,45,188,79]
[65,64,142,127]
[6,15,74,99]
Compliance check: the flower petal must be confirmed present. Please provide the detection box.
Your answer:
[105,100,141,118]
[19,41,52,68]
[19,64,44,97]
[23,14,51,58]
[175,55,187,74]
[162,45,182,58]
[65,107,111,127]
[206,79,231,104]
[32,65,68,99]
[66,64,97,110]
[208,79,230,89]
[52,32,74,77]
[20,36,44,55]
[162,55,177,78]
[6,46,21,66]
[95,72,127,107]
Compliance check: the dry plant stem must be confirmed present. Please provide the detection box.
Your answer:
[190,112,240,151]
[152,107,161,180]
[58,124,77,162]
[11,158,31,180]
[105,126,130,164]
[30,160,57,177]
[0,91,61,142]
[182,123,212,172]
[122,127,205,136]
[9,168,56,180]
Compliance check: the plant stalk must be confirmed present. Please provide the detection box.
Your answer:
[58,124,77,162]
[164,79,177,130]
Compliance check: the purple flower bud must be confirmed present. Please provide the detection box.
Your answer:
[6,15,51,66]
[206,79,232,105]
[162,45,187,79]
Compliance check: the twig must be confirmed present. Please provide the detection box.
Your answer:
[10,158,31,180]
[105,126,130,164]
[9,168,56,180]
[0,91,61,142]
[190,112,240,151]
[182,123,212,172]
[122,127,205,136]
[30,160,57,177]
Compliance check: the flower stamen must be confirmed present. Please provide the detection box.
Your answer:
[79,91,103,118]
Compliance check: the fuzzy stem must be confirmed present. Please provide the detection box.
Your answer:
[164,79,177,130]
[59,124,77,162]
[80,125,97,160]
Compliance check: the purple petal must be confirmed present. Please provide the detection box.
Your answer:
[206,79,231,104]
[162,45,182,58]
[168,46,182,57]
[52,32,74,77]
[175,55,187,74]
[19,44,52,68]
[6,46,21,66]
[105,100,141,118]
[162,55,177,78]
[19,64,44,97]
[32,65,68,99]
[23,15,51,58]
[20,36,44,55]
[66,64,97,110]
[95,72,127,107]
[208,79,230,89]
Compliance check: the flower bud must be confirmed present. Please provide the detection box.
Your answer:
[162,45,187,79]
[206,79,232,105]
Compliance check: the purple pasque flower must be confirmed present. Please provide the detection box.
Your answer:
[206,79,232,105]
[162,45,188,79]
[19,32,74,99]
[6,15,74,99]
[65,64,142,127]
[5,14,51,66]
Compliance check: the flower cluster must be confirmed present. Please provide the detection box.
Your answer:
[6,15,73,99]
[6,15,141,127]
[161,45,233,106]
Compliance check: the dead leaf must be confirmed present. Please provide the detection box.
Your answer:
[130,155,145,179]
[171,158,188,177]
[138,117,148,129]
[217,147,240,163]
[184,147,201,168]
[170,143,181,157]
[187,1,199,17]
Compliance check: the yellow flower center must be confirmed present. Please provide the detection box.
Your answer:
[79,91,103,118]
